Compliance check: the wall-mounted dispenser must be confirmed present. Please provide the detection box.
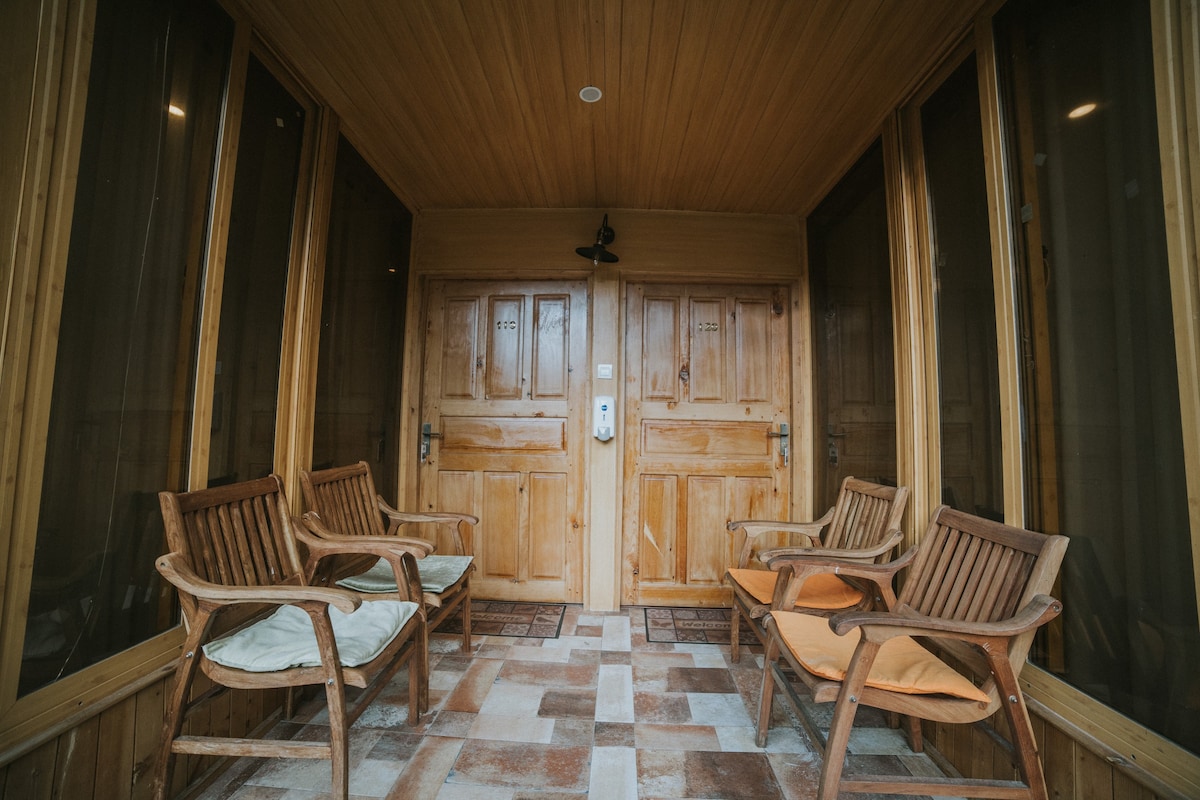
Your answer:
[593,395,615,441]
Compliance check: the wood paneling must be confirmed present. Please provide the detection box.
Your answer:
[0,675,284,800]
[235,0,988,216]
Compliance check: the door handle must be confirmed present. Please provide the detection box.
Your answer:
[420,422,442,463]
[767,423,789,465]
[826,425,843,466]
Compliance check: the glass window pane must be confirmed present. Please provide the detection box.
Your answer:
[207,55,305,485]
[996,0,1199,754]
[21,0,232,695]
[311,136,412,493]
[808,140,897,507]
[922,54,1004,520]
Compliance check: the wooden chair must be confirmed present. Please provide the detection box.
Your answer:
[153,475,427,800]
[756,504,1069,800]
[724,477,908,661]
[300,461,476,652]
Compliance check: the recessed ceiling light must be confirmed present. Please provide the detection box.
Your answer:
[579,86,602,103]
[1068,102,1097,119]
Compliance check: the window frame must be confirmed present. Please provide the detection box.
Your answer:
[0,0,330,760]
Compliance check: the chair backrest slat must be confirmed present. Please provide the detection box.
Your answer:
[900,506,1062,625]
[302,462,386,538]
[161,475,303,588]
[823,478,908,560]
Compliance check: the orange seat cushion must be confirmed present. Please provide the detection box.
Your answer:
[772,610,990,703]
[728,568,865,610]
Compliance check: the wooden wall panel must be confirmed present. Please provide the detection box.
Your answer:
[0,675,283,800]
[413,209,801,278]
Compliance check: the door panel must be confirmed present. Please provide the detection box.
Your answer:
[421,280,586,602]
[623,283,792,607]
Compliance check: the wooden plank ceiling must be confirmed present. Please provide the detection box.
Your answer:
[239,0,986,216]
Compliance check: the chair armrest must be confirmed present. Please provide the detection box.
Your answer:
[759,528,902,563]
[726,509,834,567]
[829,594,1064,642]
[155,553,360,614]
[294,524,427,602]
[303,511,435,555]
[766,546,919,610]
[377,495,477,555]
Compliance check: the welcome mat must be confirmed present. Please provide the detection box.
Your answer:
[644,606,757,645]
[438,601,566,639]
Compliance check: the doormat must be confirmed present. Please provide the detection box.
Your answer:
[438,601,566,639]
[644,606,758,645]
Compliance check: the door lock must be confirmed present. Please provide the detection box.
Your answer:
[420,422,442,463]
[768,423,789,465]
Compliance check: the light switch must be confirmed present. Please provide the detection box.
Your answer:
[597,363,613,379]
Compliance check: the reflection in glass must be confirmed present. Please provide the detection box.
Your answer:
[312,136,412,492]
[808,140,897,508]
[997,0,1199,754]
[207,56,305,485]
[21,0,232,695]
[922,54,1004,520]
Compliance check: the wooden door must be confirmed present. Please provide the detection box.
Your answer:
[622,283,792,607]
[419,279,587,602]
[808,142,898,509]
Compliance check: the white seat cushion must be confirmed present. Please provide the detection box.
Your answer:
[203,599,418,672]
[338,555,474,594]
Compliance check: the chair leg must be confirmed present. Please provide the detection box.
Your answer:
[417,617,430,714]
[324,674,350,800]
[755,633,779,747]
[153,636,204,800]
[991,658,1049,800]
[408,647,422,726]
[816,685,861,800]
[904,714,924,752]
[461,592,472,653]
[730,603,742,663]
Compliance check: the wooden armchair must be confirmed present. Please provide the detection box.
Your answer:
[300,461,476,652]
[153,475,427,800]
[756,504,1068,800]
[724,477,908,661]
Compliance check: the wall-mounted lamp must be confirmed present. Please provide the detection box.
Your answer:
[576,214,619,264]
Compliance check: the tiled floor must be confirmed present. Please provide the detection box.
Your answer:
[191,605,948,799]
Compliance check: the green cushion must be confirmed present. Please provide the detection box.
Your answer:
[338,555,473,594]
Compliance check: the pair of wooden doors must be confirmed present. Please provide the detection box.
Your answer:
[418,279,793,606]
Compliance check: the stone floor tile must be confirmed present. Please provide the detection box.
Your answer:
[466,713,555,743]
[602,614,632,651]
[549,717,595,746]
[387,736,464,799]
[594,720,635,747]
[633,691,693,723]
[665,666,738,693]
[539,687,598,718]
[499,660,598,688]
[595,663,635,723]
[445,741,591,792]
[440,658,503,713]
[589,746,638,799]
[634,722,722,751]
[687,692,753,726]
[639,749,785,799]
[477,682,544,717]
